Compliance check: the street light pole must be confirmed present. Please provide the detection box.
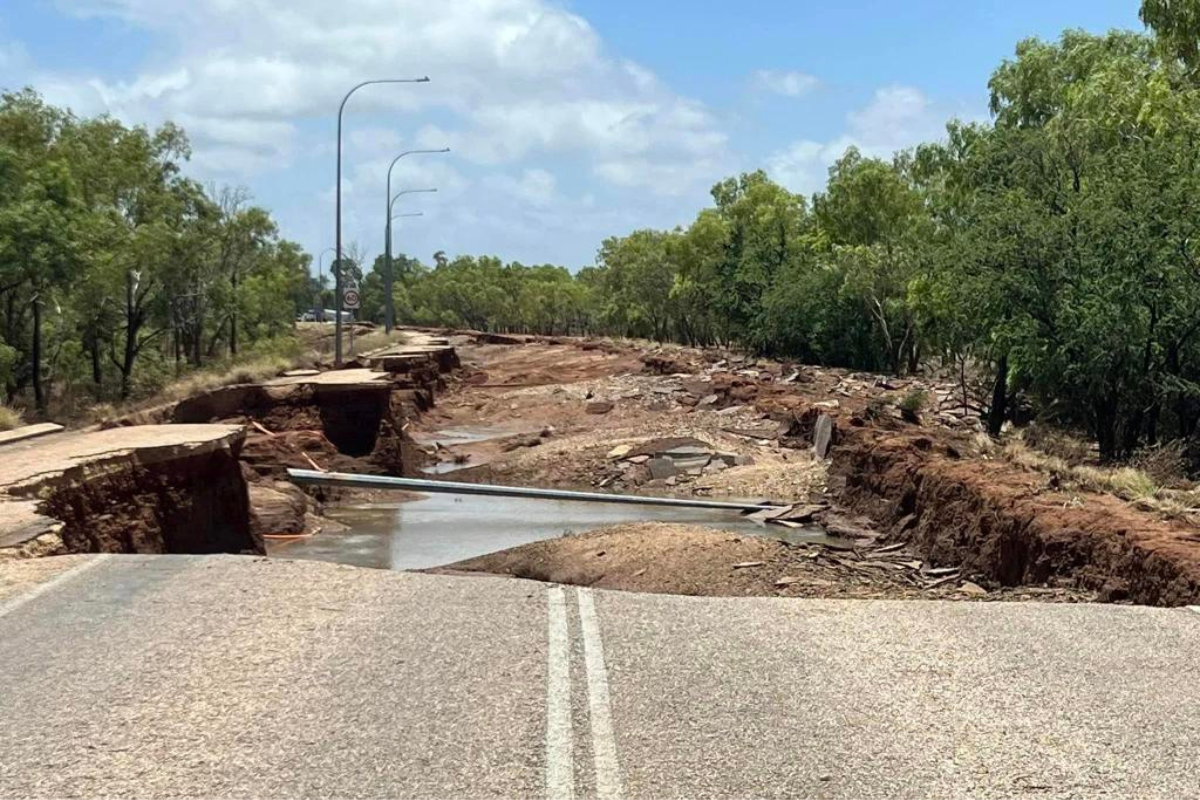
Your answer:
[335,77,429,367]
[386,188,436,328]
[385,149,448,333]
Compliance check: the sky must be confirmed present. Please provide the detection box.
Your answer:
[0,0,1143,272]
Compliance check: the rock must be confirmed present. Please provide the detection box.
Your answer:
[813,413,834,459]
[502,435,543,451]
[959,581,988,596]
[733,454,756,466]
[699,394,721,406]
[248,481,308,537]
[813,400,841,410]
[775,576,802,587]
[671,456,712,471]
[626,454,651,465]
[647,457,678,480]
[586,401,614,415]
[607,444,633,459]
[703,460,729,475]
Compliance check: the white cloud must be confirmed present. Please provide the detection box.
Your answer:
[482,168,559,207]
[767,85,956,195]
[20,0,737,265]
[41,0,729,197]
[754,69,819,98]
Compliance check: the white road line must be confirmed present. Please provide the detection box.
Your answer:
[0,554,111,620]
[577,588,624,800]
[546,586,575,800]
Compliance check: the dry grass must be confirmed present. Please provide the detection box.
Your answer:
[0,405,23,431]
[157,354,298,402]
[348,328,408,357]
[978,430,1200,523]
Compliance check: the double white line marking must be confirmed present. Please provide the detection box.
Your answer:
[546,586,624,800]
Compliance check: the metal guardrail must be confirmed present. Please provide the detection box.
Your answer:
[286,469,782,512]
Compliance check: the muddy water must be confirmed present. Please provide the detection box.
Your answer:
[267,492,830,571]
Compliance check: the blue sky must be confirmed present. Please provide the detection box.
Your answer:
[0,0,1142,270]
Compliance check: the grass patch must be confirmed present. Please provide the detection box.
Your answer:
[0,405,23,431]
[157,354,298,402]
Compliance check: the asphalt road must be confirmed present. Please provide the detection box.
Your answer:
[2,554,1200,799]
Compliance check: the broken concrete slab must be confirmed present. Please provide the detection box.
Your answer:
[0,423,64,448]
[647,458,678,480]
[814,413,834,459]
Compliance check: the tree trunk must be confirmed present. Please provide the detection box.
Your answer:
[89,331,102,389]
[987,353,1008,438]
[120,272,137,400]
[1094,394,1119,462]
[229,270,238,357]
[31,294,44,412]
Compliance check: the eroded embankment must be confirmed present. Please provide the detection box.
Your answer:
[827,424,1200,606]
[40,446,255,555]
[635,352,1200,606]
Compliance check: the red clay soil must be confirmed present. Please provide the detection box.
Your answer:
[39,448,259,555]
[821,420,1200,606]
[443,523,1092,601]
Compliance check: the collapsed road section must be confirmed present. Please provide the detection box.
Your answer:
[0,424,254,558]
[0,332,462,560]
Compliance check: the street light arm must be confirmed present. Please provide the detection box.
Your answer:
[339,78,430,119]
[389,187,437,217]
[391,211,425,221]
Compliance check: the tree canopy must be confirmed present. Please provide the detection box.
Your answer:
[0,89,312,409]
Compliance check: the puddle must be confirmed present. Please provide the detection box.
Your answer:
[267,492,832,571]
[410,426,527,448]
[421,461,483,476]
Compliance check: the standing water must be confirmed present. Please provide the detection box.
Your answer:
[266,491,829,570]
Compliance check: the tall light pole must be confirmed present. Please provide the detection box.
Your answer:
[384,149,448,332]
[314,247,336,321]
[386,188,436,329]
[335,77,429,366]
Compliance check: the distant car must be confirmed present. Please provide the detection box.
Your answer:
[299,309,354,322]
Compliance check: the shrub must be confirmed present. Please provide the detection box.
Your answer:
[0,405,22,431]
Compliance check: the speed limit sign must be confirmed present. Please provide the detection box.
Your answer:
[342,288,361,309]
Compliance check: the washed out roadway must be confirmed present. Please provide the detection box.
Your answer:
[2,554,1200,799]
